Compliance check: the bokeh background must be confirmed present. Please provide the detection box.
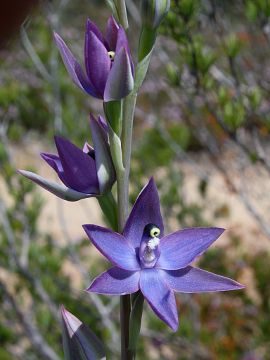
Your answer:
[1,0,270,359]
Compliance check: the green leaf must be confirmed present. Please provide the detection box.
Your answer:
[129,292,144,352]
[138,26,157,62]
[106,0,119,21]
[98,192,118,231]
[103,100,122,136]
[135,47,154,91]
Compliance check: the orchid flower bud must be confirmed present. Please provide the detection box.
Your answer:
[61,306,105,360]
[141,0,170,29]
[18,115,116,202]
[138,0,170,61]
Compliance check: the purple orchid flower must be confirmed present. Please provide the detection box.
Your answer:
[54,16,134,102]
[83,178,244,331]
[18,115,115,201]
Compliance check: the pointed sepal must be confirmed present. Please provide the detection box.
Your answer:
[61,306,106,360]
[18,170,92,202]
[104,47,134,102]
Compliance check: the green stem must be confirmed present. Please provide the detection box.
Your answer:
[120,294,132,359]
[115,0,129,29]
[122,91,137,170]
[106,22,154,357]
[129,292,144,353]
[114,91,137,360]
[97,192,118,230]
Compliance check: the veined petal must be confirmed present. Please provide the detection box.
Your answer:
[41,152,70,189]
[54,136,99,194]
[163,266,244,292]
[140,269,178,331]
[54,32,90,92]
[115,27,129,53]
[157,227,225,270]
[83,225,140,271]
[87,267,140,295]
[115,27,134,74]
[123,178,164,249]
[74,62,99,97]
[104,47,134,102]
[85,31,110,97]
[18,170,92,201]
[105,16,119,50]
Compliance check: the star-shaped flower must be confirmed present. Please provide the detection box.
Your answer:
[18,115,115,201]
[83,178,244,331]
[54,16,134,102]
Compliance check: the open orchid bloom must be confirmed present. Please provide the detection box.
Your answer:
[18,115,115,201]
[54,16,134,102]
[84,178,244,331]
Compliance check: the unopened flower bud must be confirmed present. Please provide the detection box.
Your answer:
[141,0,170,29]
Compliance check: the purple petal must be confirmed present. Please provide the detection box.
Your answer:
[156,227,225,270]
[115,27,129,53]
[83,142,94,155]
[74,62,99,97]
[85,18,105,45]
[87,267,140,295]
[104,47,134,102]
[84,31,110,97]
[54,32,94,94]
[123,178,164,249]
[54,136,99,194]
[97,115,109,133]
[41,152,63,173]
[41,152,75,192]
[140,269,178,331]
[163,266,245,293]
[105,16,119,50]
[83,225,140,271]
[115,27,134,74]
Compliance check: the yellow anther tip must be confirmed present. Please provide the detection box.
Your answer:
[150,227,160,238]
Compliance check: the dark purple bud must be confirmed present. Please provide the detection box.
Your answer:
[61,306,106,360]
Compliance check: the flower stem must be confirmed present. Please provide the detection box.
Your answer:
[108,17,153,356]
[115,0,129,30]
[120,295,132,359]
[115,91,137,360]
[122,91,137,171]
[97,192,118,230]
